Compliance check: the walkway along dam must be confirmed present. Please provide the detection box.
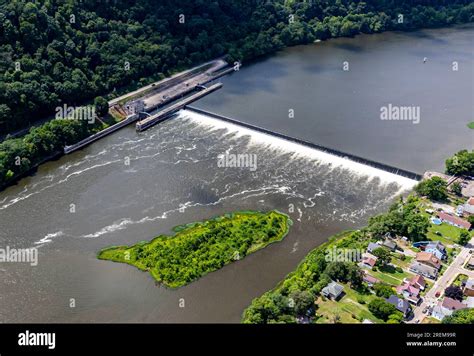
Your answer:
[185,106,423,182]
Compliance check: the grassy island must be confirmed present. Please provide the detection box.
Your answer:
[98,210,292,288]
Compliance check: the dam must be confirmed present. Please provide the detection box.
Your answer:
[185,106,423,181]
[0,104,417,323]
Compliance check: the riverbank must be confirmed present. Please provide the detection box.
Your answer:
[97,210,293,288]
[242,186,474,323]
[2,18,473,191]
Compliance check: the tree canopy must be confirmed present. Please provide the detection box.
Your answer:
[415,177,448,201]
[446,150,474,176]
[1,0,473,135]
[443,308,474,324]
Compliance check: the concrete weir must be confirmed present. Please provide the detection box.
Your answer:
[185,106,423,181]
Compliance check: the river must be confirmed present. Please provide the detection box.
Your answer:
[197,25,474,172]
[0,26,472,323]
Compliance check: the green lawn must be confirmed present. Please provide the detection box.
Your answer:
[315,283,382,324]
[391,254,413,269]
[427,222,464,246]
[468,122,474,129]
[452,273,469,287]
[420,200,473,246]
[370,264,413,286]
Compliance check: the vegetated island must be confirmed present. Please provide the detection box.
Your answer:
[98,210,292,288]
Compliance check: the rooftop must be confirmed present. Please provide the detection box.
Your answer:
[438,211,471,229]
[322,281,344,297]
[409,261,438,277]
[442,297,467,311]
[416,252,441,268]
[386,295,410,313]
[409,274,426,287]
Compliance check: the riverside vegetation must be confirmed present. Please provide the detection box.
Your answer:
[98,211,292,288]
[242,151,474,324]
[242,195,428,324]
[1,0,474,188]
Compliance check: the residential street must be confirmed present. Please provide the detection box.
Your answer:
[410,237,474,323]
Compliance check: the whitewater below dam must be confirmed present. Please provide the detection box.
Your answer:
[0,110,416,322]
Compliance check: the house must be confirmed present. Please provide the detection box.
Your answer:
[463,197,474,215]
[367,242,381,253]
[382,239,397,251]
[362,272,379,287]
[359,253,378,270]
[396,283,420,305]
[425,241,446,260]
[405,274,426,291]
[409,261,438,280]
[386,295,412,318]
[416,252,441,270]
[321,281,344,300]
[431,297,467,321]
[464,279,474,297]
[465,297,474,308]
[438,211,471,230]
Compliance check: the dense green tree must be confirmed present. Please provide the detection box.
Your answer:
[468,216,474,225]
[289,290,315,316]
[459,230,471,246]
[324,261,362,287]
[367,196,429,242]
[386,312,404,324]
[94,96,109,117]
[415,177,448,201]
[444,285,464,301]
[446,150,474,176]
[443,308,474,324]
[451,182,463,196]
[368,298,398,321]
[372,247,391,266]
[374,283,394,298]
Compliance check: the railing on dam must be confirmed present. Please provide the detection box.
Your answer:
[64,114,139,154]
[136,83,223,131]
[185,106,423,181]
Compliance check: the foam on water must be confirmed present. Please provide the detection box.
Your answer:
[180,109,418,190]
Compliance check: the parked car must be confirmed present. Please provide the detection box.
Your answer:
[435,291,441,298]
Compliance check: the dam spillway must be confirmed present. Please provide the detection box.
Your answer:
[184,106,423,182]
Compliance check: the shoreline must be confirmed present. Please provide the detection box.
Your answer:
[97,210,293,289]
[1,23,471,192]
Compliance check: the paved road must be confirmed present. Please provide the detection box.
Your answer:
[108,58,227,107]
[410,237,474,323]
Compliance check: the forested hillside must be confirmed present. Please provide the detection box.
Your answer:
[1,0,473,135]
[0,0,473,189]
